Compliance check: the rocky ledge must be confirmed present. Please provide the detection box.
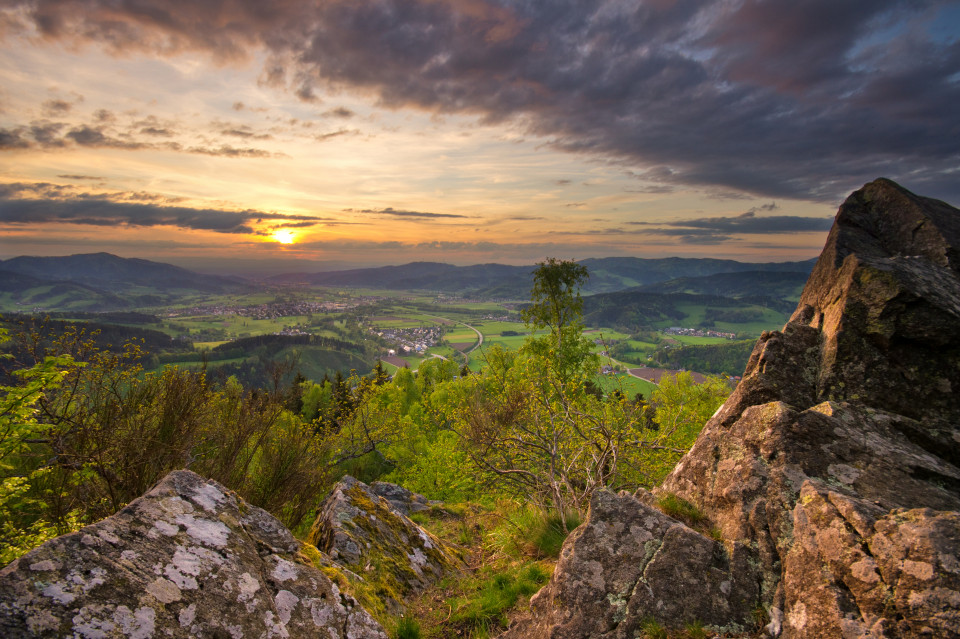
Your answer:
[0,470,388,638]
[502,178,960,639]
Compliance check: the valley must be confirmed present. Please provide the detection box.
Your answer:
[0,253,807,396]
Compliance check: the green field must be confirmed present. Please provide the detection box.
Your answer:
[669,334,733,345]
[593,373,658,400]
[5,283,792,383]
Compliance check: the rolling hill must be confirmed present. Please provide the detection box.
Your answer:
[632,270,810,301]
[0,253,251,311]
[269,257,817,298]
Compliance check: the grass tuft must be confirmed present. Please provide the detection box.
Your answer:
[449,564,550,630]
[656,493,708,529]
[640,617,668,639]
[394,616,422,639]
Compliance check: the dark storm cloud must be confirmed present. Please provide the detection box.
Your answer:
[0,182,331,233]
[7,0,960,202]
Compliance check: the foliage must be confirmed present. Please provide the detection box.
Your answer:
[639,372,731,485]
[653,339,756,376]
[682,620,709,639]
[0,325,359,563]
[0,325,82,564]
[450,346,645,526]
[521,258,595,382]
[487,505,582,559]
[640,618,669,639]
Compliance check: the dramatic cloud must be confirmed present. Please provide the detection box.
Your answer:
[627,209,834,244]
[0,182,331,233]
[358,207,469,219]
[655,213,834,234]
[5,0,955,202]
[0,109,282,158]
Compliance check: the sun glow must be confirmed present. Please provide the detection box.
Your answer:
[272,229,297,244]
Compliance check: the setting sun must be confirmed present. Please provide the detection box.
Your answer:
[272,229,297,245]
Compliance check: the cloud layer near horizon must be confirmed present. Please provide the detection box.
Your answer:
[0,182,331,234]
[3,0,958,203]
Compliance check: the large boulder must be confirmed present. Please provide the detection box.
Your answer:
[502,179,960,638]
[308,476,463,616]
[505,489,760,639]
[0,470,387,638]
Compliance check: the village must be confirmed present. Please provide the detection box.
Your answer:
[164,299,358,320]
[374,325,445,357]
[663,326,737,339]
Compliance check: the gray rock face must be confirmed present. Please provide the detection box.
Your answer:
[308,476,463,616]
[0,470,387,638]
[369,481,439,516]
[502,179,960,639]
[504,489,759,639]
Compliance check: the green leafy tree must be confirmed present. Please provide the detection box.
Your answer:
[0,326,82,563]
[521,258,596,382]
[638,372,731,485]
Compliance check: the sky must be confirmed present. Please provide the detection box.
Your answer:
[1,0,958,274]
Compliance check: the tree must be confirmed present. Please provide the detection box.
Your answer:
[638,372,731,485]
[521,258,595,382]
[0,326,80,563]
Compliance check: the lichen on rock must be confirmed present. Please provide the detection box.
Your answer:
[0,470,388,638]
[307,476,464,616]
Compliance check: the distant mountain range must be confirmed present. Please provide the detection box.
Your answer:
[0,252,817,312]
[0,252,250,311]
[269,256,817,298]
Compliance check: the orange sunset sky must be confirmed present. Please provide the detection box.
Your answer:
[1,1,958,274]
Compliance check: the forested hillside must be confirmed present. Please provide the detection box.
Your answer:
[0,260,730,635]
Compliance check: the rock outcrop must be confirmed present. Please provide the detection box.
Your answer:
[369,481,440,516]
[503,179,960,639]
[308,476,463,615]
[0,470,387,638]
